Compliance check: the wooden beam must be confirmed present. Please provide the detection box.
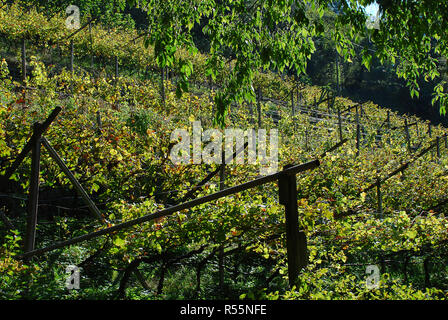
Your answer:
[18,160,320,260]
[40,137,104,222]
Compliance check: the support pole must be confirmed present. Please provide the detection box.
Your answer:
[356,106,360,157]
[25,123,42,260]
[41,137,104,222]
[218,148,225,292]
[160,67,165,106]
[278,165,307,288]
[115,55,119,81]
[405,119,411,153]
[377,177,383,218]
[291,89,295,117]
[436,136,440,158]
[70,39,74,74]
[338,108,343,141]
[21,38,26,83]
[257,87,262,128]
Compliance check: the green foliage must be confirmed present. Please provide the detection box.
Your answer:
[1,1,448,301]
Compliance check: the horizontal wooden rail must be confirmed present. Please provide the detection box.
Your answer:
[17,159,320,260]
[179,142,248,203]
[320,138,348,158]
[362,138,438,193]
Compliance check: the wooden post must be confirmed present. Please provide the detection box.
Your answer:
[291,89,295,117]
[25,123,42,259]
[278,165,307,288]
[115,55,119,81]
[376,129,381,147]
[218,149,225,291]
[335,52,340,95]
[338,107,343,141]
[356,106,360,157]
[257,87,262,128]
[21,38,26,82]
[404,119,411,153]
[70,39,74,74]
[377,177,383,218]
[436,136,440,158]
[89,22,94,70]
[305,128,309,151]
[160,67,165,106]
[96,110,102,134]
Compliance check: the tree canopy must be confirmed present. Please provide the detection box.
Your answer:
[18,0,448,126]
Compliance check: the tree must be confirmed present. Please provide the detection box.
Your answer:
[128,0,448,126]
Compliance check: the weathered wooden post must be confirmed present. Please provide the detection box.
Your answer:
[356,105,360,157]
[89,22,94,69]
[257,87,262,128]
[96,110,102,134]
[291,89,295,117]
[218,149,225,291]
[279,165,307,288]
[376,128,381,147]
[115,55,119,81]
[25,123,42,260]
[305,128,309,151]
[404,119,411,153]
[377,177,383,218]
[21,38,26,82]
[70,39,74,74]
[436,136,440,158]
[338,107,343,141]
[160,67,166,106]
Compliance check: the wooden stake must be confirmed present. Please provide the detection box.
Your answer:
[356,106,360,157]
[70,39,74,74]
[96,110,102,134]
[291,89,295,117]
[25,123,41,259]
[404,119,411,153]
[279,165,307,288]
[21,38,26,82]
[338,108,343,141]
[160,68,165,106]
[218,149,225,291]
[377,177,383,218]
[257,87,262,128]
[436,136,440,158]
[115,55,119,81]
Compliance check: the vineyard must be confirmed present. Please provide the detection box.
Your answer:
[1,2,448,301]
